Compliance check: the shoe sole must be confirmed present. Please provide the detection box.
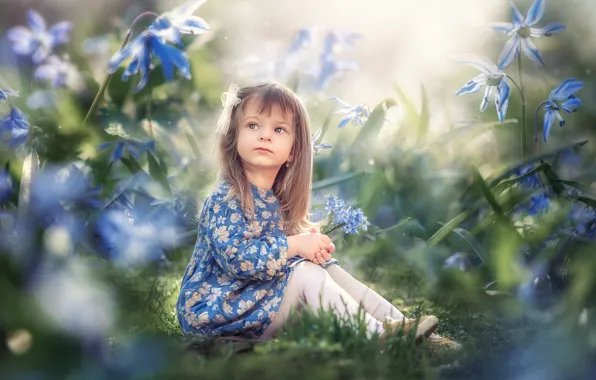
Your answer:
[414,316,439,344]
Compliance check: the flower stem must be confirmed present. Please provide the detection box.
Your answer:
[82,11,159,127]
[517,54,527,160]
[322,222,345,235]
[534,101,548,155]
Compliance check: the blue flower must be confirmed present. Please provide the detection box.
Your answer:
[323,195,370,235]
[34,55,78,88]
[321,30,363,58]
[107,18,192,92]
[107,0,210,92]
[288,28,315,54]
[0,89,19,103]
[456,55,510,122]
[527,192,550,215]
[542,78,583,142]
[31,164,103,223]
[515,164,542,189]
[159,0,210,36]
[316,55,359,91]
[0,106,30,148]
[329,96,370,128]
[0,169,12,205]
[98,139,156,162]
[6,10,72,64]
[95,207,180,267]
[312,128,332,157]
[490,0,565,69]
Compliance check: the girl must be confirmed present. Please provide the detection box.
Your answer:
[176,82,460,348]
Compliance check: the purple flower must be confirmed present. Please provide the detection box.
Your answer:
[0,89,19,103]
[0,106,30,148]
[542,78,583,142]
[6,10,72,64]
[316,55,359,90]
[34,55,78,88]
[98,139,156,162]
[0,169,12,204]
[489,0,565,69]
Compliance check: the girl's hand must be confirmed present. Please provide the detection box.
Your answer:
[295,233,333,263]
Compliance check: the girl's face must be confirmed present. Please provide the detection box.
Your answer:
[236,99,295,171]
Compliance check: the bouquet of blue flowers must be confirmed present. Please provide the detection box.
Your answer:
[319,195,370,236]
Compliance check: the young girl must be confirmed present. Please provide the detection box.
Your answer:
[176,82,460,348]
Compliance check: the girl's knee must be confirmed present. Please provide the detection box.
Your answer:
[292,261,327,284]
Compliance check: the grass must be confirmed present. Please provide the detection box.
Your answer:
[109,260,540,380]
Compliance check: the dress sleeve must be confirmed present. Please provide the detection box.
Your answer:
[200,195,290,282]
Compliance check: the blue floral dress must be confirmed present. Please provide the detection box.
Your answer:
[176,181,338,339]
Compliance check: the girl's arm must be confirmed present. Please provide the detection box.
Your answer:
[203,197,292,282]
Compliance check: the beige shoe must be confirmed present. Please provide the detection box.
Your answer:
[428,333,463,351]
[380,315,439,344]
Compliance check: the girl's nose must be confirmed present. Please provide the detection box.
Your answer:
[259,134,272,142]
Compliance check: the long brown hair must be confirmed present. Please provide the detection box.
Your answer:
[213,82,318,235]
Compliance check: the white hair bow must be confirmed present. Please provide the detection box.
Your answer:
[214,82,241,135]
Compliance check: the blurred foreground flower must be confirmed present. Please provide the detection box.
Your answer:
[96,207,180,267]
[490,0,565,69]
[542,78,583,142]
[6,9,72,64]
[0,169,12,204]
[515,164,542,189]
[107,0,210,92]
[329,96,370,128]
[34,55,79,88]
[30,164,102,222]
[0,89,19,103]
[456,55,510,122]
[98,139,156,162]
[321,195,370,235]
[31,259,114,338]
[528,192,551,216]
[443,252,474,271]
[0,106,30,148]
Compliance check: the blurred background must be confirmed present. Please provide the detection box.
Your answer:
[1,0,596,378]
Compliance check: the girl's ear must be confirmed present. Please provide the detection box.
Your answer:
[287,153,293,163]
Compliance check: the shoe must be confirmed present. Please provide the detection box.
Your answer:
[380,315,439,344]
[427,333,462,351]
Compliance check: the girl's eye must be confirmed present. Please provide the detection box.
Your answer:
[274,127,286,133]
[248,122,259,129]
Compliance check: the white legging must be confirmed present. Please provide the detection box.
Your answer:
[259,261,406,340]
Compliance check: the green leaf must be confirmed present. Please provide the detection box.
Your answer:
[451,227,488,263]
[541,163,565,196]
[428,210,472,246]
[185,132,202,160]
[492,163,547,194]
[312,172,364,191]
[350,98,397,151]
[470,165,525,245]
[376,217,412,234]
[486,140,589,188]
[147,150,172,195]
[106,67,132,108]
[120,155,143,174]
[416,85,429,144]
